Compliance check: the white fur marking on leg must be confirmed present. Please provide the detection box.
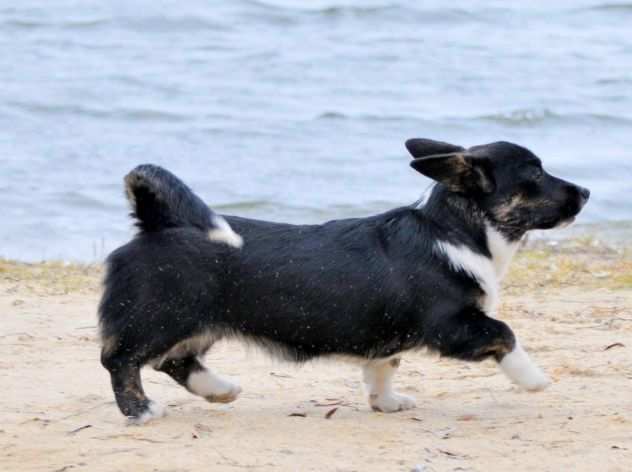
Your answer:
[208,215,243,248]
[188,369,241,403]
[500,342,550,391]
[127,401,165,426]
[363,358,416,413]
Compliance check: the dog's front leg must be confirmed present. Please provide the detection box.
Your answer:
[429,307,551,391]
[362,357,417,412]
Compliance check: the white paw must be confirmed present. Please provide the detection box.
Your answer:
[127,401,165,426]
[522,372,551,392]
[500,343,551,392]
[205,383,242,404]
[188,370,242,403]
[519,368,551,392]
[369,392,417,413]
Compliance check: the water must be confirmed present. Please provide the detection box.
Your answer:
[1,0,631,261]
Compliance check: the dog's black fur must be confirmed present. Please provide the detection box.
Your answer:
[99,139,589,422]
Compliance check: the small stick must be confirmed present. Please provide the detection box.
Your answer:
[67,424,92,435]
[604,342,625,351]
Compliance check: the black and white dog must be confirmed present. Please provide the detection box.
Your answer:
[99,139,589,424]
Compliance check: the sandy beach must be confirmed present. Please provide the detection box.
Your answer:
[1,240,631,472]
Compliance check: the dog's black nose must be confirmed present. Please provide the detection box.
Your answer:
[578,186,590,202]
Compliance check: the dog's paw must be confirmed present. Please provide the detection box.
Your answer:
[369,392,417,413]
[520,369,551,392]
[500,343,550,392]
[205,384,242,404]
[188,370,242,403]
[127,401,165,426]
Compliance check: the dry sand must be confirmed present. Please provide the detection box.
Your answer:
[1,241,631,472]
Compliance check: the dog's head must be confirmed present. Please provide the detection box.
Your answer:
[406,139,590,238]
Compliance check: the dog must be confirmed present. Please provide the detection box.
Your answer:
[98,138,589,424]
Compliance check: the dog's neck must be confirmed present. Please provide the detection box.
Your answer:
[418,185,521,281]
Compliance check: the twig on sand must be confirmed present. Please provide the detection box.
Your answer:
[325,407,338,419]
[270,372,293,378]
[604,342,625,351]
[134,437,167,444]
[312,400,343,407]
[53,466,75,472]
[437,448,469,459]
[67,424,92,435]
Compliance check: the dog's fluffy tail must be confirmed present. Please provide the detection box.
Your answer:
[124,164,243,248]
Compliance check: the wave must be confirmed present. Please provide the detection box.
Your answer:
[245,0,400,14]
[3,13,232,33]
[595,77,632,86]
[316,111,347,120]
[314,109,632,127]
[6,101,191,123]
[314,111,432,123]
[581,3,632,12]
[243,0,478,24]
[3,18,109,30]
[477,109,560,126]
[475,109,632,127]
[213,200,277,212]
[53,191,118,210]
[118,16,229,33]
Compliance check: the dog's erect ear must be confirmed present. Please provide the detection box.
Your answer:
[410,152,496,194]
[405,138,465,159]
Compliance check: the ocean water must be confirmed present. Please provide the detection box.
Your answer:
[1,0,631,261]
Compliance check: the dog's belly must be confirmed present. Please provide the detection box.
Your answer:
[218,292,421,360]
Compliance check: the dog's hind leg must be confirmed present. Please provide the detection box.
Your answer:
[101,351,164,425]
[155,355,241,404]
[363,357,417,413]
[430,307,550,391]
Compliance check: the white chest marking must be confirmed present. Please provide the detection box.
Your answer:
[435,224,520,314]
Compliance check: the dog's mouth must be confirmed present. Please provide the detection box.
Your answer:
[534,212,577,231]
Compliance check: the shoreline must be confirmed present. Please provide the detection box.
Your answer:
[3,219,632,265]
[2,236,630,294]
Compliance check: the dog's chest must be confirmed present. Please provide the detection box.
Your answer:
[436,226,519,315]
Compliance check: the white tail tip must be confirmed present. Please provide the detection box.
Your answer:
[208,216,243,248]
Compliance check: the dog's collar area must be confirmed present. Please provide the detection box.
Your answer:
[484,223,521,281]
[432,224,519,283]
[418,188,493,254]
